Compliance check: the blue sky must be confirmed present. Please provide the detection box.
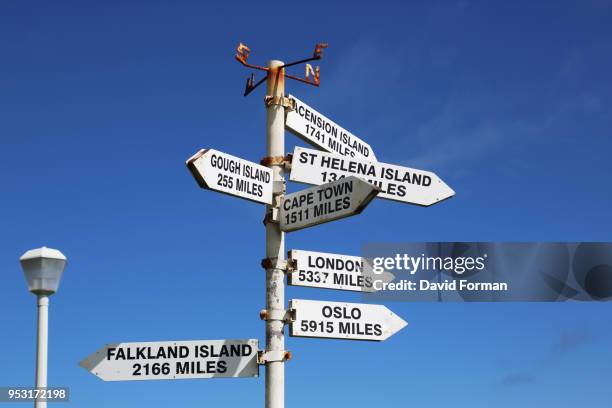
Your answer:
[1,0,611,406]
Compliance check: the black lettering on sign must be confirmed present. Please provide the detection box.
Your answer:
[217,173,234,189]
[211,154,241,174]
[298,150,317,165]
[195,344,253,358]
[338,322,382,337]
[333,273,370,288]
[321,306,362,320]
[176,361,189,375]
[307,256,362,272]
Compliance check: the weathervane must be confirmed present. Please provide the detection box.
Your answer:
[235,42,328,96]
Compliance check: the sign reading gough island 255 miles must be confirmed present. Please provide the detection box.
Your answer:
[187,149,273,205]
[285,94,376,161]
[79,339,259,381]
[290,146,455,206]
[280,176,379,232]
[289,299,407,341]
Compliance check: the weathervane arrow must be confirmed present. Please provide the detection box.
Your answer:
[235,42,328,96]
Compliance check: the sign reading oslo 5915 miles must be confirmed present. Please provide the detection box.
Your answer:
[280,176,378,232]
[80,339,259,381]
[289,299,407,341]
[187,149,272,205]
[290,146,455,206]
[285,94,376,161]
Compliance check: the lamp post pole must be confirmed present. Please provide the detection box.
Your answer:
[35,294,49,408]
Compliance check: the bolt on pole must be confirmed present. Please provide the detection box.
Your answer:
[264,59,286,408]
[35,294,49,408]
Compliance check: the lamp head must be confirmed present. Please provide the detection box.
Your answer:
[20,247,67,295]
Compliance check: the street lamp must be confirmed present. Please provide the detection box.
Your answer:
[20,247,67,408]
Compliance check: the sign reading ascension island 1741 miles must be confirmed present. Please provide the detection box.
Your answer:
[80,339,259,381]
[280,176,378,232]
[288,249,375,292]
[290,146,455,206]
[289,299,407,341]
[187,149,273,205]
[285,94,376,161]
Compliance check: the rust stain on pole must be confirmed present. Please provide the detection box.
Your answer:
[266,65,285,98]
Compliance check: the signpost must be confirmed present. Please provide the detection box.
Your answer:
[290,146,455,206]
[288,249,378,292]
[80,339,259,381]
[80,43,456,408]
[279,176,378,232]
[187,149,273,205]
[289,299,407,341]
[285,94,376,161]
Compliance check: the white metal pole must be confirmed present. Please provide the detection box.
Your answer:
[35,294,49,408]
[265,59,285,408]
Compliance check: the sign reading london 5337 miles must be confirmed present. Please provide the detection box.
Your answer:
[285,94,376,161]
[80,339,259,381]
[290,146,455,206]
[289,299,407,341]
[187,149,273,205]
[288,249,392,292]
[280,176,379,232]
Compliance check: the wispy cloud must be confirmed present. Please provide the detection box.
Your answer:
[314,30,610,175]
[553,326,595,354]
[314,38,552,174]
[498,373,536,387]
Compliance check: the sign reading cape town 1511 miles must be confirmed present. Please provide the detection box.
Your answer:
[80,339,259,381]
[289,299,407,341]
[285,94,376,161]
[280,176,378,232]
[187,149,272,205]
[290,146,454,206]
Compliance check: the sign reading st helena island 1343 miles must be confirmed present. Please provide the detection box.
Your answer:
[289,146,455,206]
[289,299,407,341]
[79,339,259,381]
[280,176,379,232]
[285,94,376,161]
[288,249,394,293]
[187,149,273,205]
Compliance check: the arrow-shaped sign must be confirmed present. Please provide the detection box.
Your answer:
[288,249,394,292]
[289,299,407,341]
[285,94,377,161]
[280,176,378,232]
[80,339,259,381]
[289,146,454,206]
[187,149,273,205]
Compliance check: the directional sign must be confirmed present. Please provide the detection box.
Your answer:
[289,299,407,341]
[288,249,392,292]
[187,149,272,205]
[286,94,376,161]
[79,339,259,381]
[289,146,455,206]
[280,176,378,232]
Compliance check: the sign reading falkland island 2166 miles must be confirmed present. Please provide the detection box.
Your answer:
[187,149,272,205]
[79,339,259,381]
[290,146,455,206]
[288,249,376,292]
[285,94,376,161]
[280,176,378,232]
[289,299,407,341]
